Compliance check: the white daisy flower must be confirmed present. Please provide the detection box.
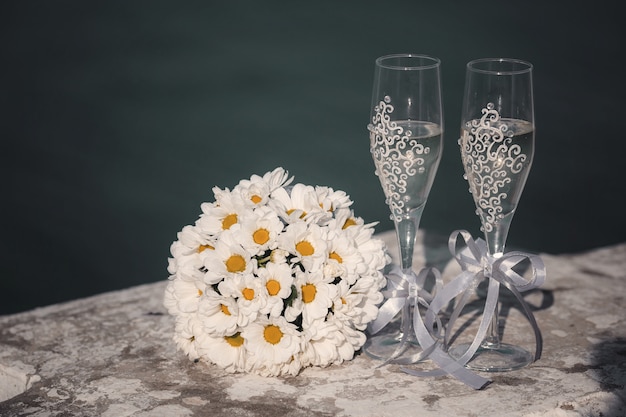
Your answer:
[168,224,213,278]
[269,183,325,224]
[198,331,248,374]
[163,280,178,313]
[202,230,255,284]
[262,167,294,192]
[198,290,240,336]
[326,207,363,231]
[260,355,302,377]
[345,221,391,275]
[246,350,303,377]
[234,205,283,256]
[232,167,293,208]
[277,222,328,273]
[286,269,337,328]
[233,179,271,209]
[327,313,367,360]
[356,279,386,328]
[333,278,383,330]
[178,224,215,253]
[315,186,353,214]
[324,230,364,284]
[242,316,303,371]
[218,273,267,323]
[197,189,248,235]
[167,241,202,280]
[256,262,295,317]
[301,318,342,367]
[163,276,206,314]
[172,314,204,361]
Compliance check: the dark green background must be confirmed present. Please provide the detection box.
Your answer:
[2,1,623,314]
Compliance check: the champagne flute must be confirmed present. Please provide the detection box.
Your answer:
[364,54,443,362]
[452,58,535,371]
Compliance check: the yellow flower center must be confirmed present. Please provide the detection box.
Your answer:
[251,194,262,204]
[286,208,307,218]
[221,304,231,316]
[253,228,270,245]
[242,287,255,301]
[222,213,238,230]
[302,283,317,304]
[197,289,203,297]
[296,240,314,256]
[224,332,244,347]
[342,218,357,229]
[263,324,283,345]
[198,244,215,252]
[225,254,246,273]
[329,251,343,263]
[266,279,281,296]
[320,202,334,212]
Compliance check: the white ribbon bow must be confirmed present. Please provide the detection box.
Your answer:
[440,230,546,367]
[367,230,546,390]
[368,265,490,389]
[368,266,440,366]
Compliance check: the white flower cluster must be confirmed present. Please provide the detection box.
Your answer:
[164,168,390,376]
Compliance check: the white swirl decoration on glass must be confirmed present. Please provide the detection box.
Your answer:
[460,103,532,232]
[369,96,432,222]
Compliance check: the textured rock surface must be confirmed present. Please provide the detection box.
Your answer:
[1,231,625,416]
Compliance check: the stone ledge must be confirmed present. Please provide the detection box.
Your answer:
[1,232,625,416]
[0,357,40,403]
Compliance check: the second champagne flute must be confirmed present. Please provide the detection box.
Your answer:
[364,54,443,362]
[450,58,536,371]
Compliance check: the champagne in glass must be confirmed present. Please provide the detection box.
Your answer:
[452,58,535,371]
[364,54,443,362]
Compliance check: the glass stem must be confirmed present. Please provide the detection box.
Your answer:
[483,211,513,349]
[484,212,514,257]
[484,297,500,348]
[394,204,424,343]
[395,204,425,273]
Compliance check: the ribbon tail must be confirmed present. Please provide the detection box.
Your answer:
[444,285,474,348]
[499,281,543,361]
[402,347,491,390]
[402,290,491,390]
[368,267,410,335]
[403,278,491,390]
[453,277,500,366]
[368,295,405,335]
[377,269,435,366]
[375,301,412,367]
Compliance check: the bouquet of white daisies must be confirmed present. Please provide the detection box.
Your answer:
[164,167,389,376]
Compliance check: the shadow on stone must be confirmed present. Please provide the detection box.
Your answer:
[588,337,626,415]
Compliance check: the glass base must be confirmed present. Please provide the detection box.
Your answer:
[448,342,533,372]
[362,319,425,364]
